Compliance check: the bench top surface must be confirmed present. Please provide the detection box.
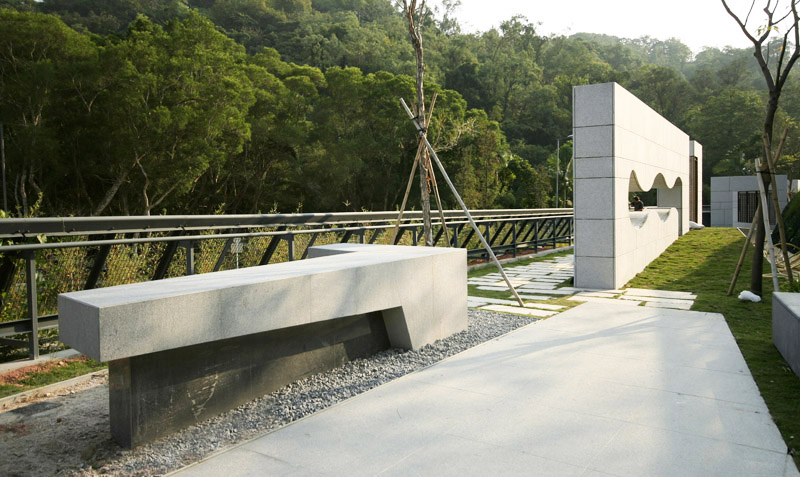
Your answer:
[60,244,459,308]
[774,292,800,312]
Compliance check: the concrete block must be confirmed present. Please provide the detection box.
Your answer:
[711,176,730,190]
[59,243,467,447]
[772,293,800,378]
[575,219,613,257]
[574,256,615,290]
[60,244,466,361]
[729,175,756,190]
[575,157,613,179]
[573,82,613,127]
[574,178,614,220]
[711,190,731,203]
[574,126,613,159]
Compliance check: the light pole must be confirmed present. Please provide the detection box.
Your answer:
[555,134,573,208]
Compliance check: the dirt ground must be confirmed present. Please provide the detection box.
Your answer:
[0,371,115,476]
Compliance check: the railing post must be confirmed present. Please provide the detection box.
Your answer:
[185,241,195,275]
[287,235,295,261]
[484,224,491,263]
[451,224,459,248]
[512,221,517,258]
[534,221,540,253]
[24,250,39,360]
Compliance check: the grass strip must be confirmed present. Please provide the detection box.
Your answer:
[0,357,106,399]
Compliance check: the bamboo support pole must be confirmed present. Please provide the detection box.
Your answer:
[401,98,525,307]
[756,158,780,292]
[727,205,759,296]
[391,94,437,244]
[764,129,793,285]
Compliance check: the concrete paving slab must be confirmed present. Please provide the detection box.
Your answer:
[480,304,556,317]
[476,286,512,292]
[467,296,526,306]
[623,287,697,299]
[515,294,554,301]
[522,303,565,311]
[517,289,574,296]
[644,300,693,310]
[618,295,694,305]
[576,291,620,298]
[560,287,624,293]
[491,279,529,288]
[568,295,641,306]
[517,283,557,290]
[175,301,797,477]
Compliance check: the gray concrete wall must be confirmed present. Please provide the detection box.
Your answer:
[710,175,788,227]
[573,82,700,290]
[772,292,800,378]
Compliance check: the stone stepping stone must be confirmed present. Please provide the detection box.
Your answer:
[528,289,577,296]
[568,296,642,306]
[491,279,530,288]
[644,301,693,310]
[518,283,557,290]
[480,304,556,317]
[623,288,696,299]
[516,294,554,301]
[524,303,565,311]
[560,287,623,294]
[618,295,693,304]
[576,292,620,298]
[468,296,526,306]
[476,286,513,292]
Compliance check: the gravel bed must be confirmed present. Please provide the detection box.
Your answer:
[16,309,537,476]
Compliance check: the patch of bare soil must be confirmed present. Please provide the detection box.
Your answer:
[0,372,115,476]
[1,356,90,386]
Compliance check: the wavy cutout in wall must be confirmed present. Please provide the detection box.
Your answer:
[628,170,681,194]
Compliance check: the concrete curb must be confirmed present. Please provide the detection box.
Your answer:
[0,368,108,412]
[0,348,83,375]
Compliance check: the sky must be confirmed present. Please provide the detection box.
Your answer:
[443,0,774,54]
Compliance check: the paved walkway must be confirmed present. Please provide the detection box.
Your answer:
[174,299,799,476]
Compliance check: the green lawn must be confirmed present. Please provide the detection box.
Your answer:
[628,227,800,467]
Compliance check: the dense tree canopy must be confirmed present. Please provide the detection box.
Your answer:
[0,1,798,216]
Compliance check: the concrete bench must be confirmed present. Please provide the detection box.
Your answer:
[772,292,800,378]
[59,244,466,447]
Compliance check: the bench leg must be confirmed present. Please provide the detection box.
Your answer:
[107,312,391,447]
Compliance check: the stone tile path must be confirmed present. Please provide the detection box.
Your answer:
[467,254,697,315]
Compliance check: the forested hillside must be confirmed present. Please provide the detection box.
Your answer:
[1,0,798,216]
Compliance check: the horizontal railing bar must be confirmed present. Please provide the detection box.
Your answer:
[0,215,573,253]
[0,209,572,238]
[0,314,59,337]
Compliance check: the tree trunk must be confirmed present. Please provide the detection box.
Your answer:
[722,0,800,295]
[403,0,433,246]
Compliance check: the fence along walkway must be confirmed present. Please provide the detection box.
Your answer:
[0,209,573,360]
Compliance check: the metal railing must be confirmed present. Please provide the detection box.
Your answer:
[0,209,573,360]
